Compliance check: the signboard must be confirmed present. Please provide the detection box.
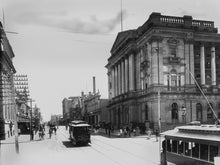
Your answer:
[0,119,5,140]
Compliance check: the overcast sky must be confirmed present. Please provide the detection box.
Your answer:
[0,0,220,121]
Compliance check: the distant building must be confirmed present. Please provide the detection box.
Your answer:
[84,92,109,126]
[0,22,16,140]
[50,114,62,125]
[106,12,220,131]
[62,96,83,123]
[83,77,109,126]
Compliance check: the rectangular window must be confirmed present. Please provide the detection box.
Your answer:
[178,140,184,154]
[210,145,218,162]
[184,142,192,156]
[192,142,199,158]
[167,139,171,152]
[172,140,178,153]
[200,144,208,161]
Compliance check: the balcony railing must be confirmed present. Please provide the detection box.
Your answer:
[109,85,220,104]
[168,56,181,64]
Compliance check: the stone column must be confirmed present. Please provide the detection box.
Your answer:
[211,45,216,86]
[114,65,118,96]
[151,41,158,84]
[200,44,206,85]
[124,57,129,92]
[118,63,121,95]
[121,59,125,94]
[111,67,115,98]
[129,54,135,91]
[189,42,195,85]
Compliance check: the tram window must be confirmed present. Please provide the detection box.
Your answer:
[172,140,178,153]
[210,145,218,162]
[178,141,184,154]
[167,139,171,152]
[200,144,208,161]
[192,143,199,158]
[184,142,192,156]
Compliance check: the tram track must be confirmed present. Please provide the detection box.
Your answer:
[57,129,160,165]
[92,136,159,165]
[57,130,124,165]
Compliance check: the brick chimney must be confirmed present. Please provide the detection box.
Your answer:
[93,76,96,94]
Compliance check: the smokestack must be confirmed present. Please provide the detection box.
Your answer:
[93,76,96,94]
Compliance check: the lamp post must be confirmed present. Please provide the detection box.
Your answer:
[158,91,161,165]
[28,98,35,141]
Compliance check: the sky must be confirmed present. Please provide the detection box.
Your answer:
[0,0,220,121]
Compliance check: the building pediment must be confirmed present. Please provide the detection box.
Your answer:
[110,30,136,55]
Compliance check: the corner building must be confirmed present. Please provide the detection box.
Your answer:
[106,13,220,131]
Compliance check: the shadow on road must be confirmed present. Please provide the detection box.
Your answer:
[62,141,91,148]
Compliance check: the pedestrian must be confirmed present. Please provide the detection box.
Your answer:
[108,124,111,137]
[119,128,123,137]
[9,121,13,136]
[49,127,53,139]
[54,126,57,135]
[31,129,34,141]
[105,124,108,134]
[161,140,167,165]
[147,129,152,140]
[38,125,43,140]
[155,129,159,142]
[133,128,136,136]
[126,126,130,137]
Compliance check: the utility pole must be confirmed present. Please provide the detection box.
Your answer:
[29,98,35,141]
[11,74,19,154]
[14,105,19,153]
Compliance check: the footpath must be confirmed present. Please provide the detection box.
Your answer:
[93,128,155,139]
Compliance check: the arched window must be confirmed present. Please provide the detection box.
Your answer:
[207,103,214,123]
[196,103,202,121]
[218,103,220,119]
[171,103,178,121]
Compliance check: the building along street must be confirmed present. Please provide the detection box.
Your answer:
[1,126,163,165]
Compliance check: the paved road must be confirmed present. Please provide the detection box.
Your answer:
[1,126,163,165]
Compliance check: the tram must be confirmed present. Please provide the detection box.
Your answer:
[162,123,220,165]
[69,120,91,146]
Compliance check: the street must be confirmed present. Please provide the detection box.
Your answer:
[1,126,162,165]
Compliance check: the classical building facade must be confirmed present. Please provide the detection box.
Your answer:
[106,12,220,131]
[0,22,16,139]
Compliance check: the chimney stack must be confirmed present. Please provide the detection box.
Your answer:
[93,76,96,94]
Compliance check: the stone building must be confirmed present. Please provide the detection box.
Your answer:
[62,96,83,123]
[84,92,109,126]
[83,77,109,126]
[106,12,220,131]
[0,22,16,139]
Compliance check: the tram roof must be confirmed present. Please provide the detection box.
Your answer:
[69,120,90,127]
[162,125,220,142]
[69,123,90,127]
